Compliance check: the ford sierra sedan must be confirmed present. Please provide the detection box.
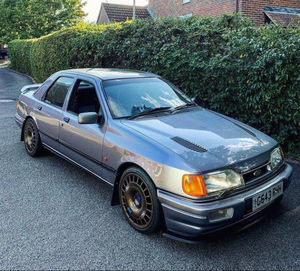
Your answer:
[15,68,293,242]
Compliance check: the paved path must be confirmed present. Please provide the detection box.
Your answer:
[0,67,299,270]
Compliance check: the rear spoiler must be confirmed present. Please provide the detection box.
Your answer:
[20,84,42,94]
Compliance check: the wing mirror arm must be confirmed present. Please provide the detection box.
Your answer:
[192,95,208,107]
[98,111,104,125]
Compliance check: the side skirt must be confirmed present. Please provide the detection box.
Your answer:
[42,143,114,187]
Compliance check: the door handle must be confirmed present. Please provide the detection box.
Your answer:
[37,105,42,111]
[63,117,70,123]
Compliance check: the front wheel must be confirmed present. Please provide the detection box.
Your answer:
[23,118,43,157]
[119,167,162,234]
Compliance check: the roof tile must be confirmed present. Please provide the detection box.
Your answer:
[264,11,300,27]
[102,3,151,22]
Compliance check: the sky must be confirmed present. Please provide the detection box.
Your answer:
[82,0,149,23]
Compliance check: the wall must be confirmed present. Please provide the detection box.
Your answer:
[149,0,300,25]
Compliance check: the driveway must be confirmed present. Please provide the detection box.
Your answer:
[0,67,299,270]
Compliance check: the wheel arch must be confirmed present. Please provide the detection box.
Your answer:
[111,162,156,206]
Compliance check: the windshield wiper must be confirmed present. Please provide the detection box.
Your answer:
[171,102,197,113]
[128,106,172,120]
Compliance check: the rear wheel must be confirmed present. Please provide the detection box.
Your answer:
[23,118,43,157]
[119,167,162,234]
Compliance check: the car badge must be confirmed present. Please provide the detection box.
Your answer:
[253,169,263,177]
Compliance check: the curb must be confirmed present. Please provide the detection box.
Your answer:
[5,67,37,84]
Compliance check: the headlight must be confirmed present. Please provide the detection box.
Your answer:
[203,170,244,195]
[269,147,283,170]
[182,170,244,197]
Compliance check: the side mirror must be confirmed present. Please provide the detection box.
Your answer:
[78,112,99,124]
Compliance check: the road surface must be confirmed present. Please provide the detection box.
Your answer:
[0,67,299,270]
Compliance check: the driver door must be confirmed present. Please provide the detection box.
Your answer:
[59,78,106,177]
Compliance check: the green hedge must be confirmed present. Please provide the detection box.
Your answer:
[8,15,300,157]
[9,39,35,74]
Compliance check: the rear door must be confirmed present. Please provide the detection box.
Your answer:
[59,77,106,177]
[35,76,75,149]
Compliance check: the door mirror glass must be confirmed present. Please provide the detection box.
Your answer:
[78,112,99,124]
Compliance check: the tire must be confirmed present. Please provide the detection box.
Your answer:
[119,167,162,234]
[23,118,43,157]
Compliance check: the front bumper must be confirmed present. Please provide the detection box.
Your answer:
[158,163,293,242]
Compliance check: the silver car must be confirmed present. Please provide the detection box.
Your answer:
[15,69,293,243]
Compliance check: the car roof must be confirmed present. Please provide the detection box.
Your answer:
[62,68,158,80]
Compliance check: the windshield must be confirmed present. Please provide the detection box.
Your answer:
[103,78,192,118]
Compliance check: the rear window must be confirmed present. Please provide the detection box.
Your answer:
[44,77,74,107]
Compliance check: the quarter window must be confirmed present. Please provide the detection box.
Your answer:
[45,77,74,107]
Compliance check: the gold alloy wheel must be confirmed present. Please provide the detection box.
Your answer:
[24,121,37,154]
[120,173,153,229]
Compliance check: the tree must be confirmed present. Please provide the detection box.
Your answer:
[0,0,85,43]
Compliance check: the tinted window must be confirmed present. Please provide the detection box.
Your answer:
[45,77,74,107]
[68,80,100,114]
[103,78,191,118]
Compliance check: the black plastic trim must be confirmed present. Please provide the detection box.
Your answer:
[39,130,116,173]
[172,136,207,153]
[162,197,281,243]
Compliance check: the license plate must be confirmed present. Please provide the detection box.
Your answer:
[252,182,283,211]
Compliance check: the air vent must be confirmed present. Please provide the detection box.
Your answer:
[172,137,207,153]
[233,123,257,137]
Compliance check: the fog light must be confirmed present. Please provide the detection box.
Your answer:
[209,208,234,222]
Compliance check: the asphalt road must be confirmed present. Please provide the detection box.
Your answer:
[0,67,299,270]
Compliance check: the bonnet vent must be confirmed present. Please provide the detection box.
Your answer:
[172,137,207,153]
[233,122,257,137]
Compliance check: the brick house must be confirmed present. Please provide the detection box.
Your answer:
[148,0,300,26]
[97,3,152,24]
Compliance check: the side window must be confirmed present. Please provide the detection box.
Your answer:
[45,77,74,107]
[67,80,100,115]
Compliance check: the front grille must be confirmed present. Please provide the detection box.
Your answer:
[242,162,285,186]
[212,162,286,201]
[242,161,271,184]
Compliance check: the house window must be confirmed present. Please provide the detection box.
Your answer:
[180,13,193,19]
[183,0,190,3]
